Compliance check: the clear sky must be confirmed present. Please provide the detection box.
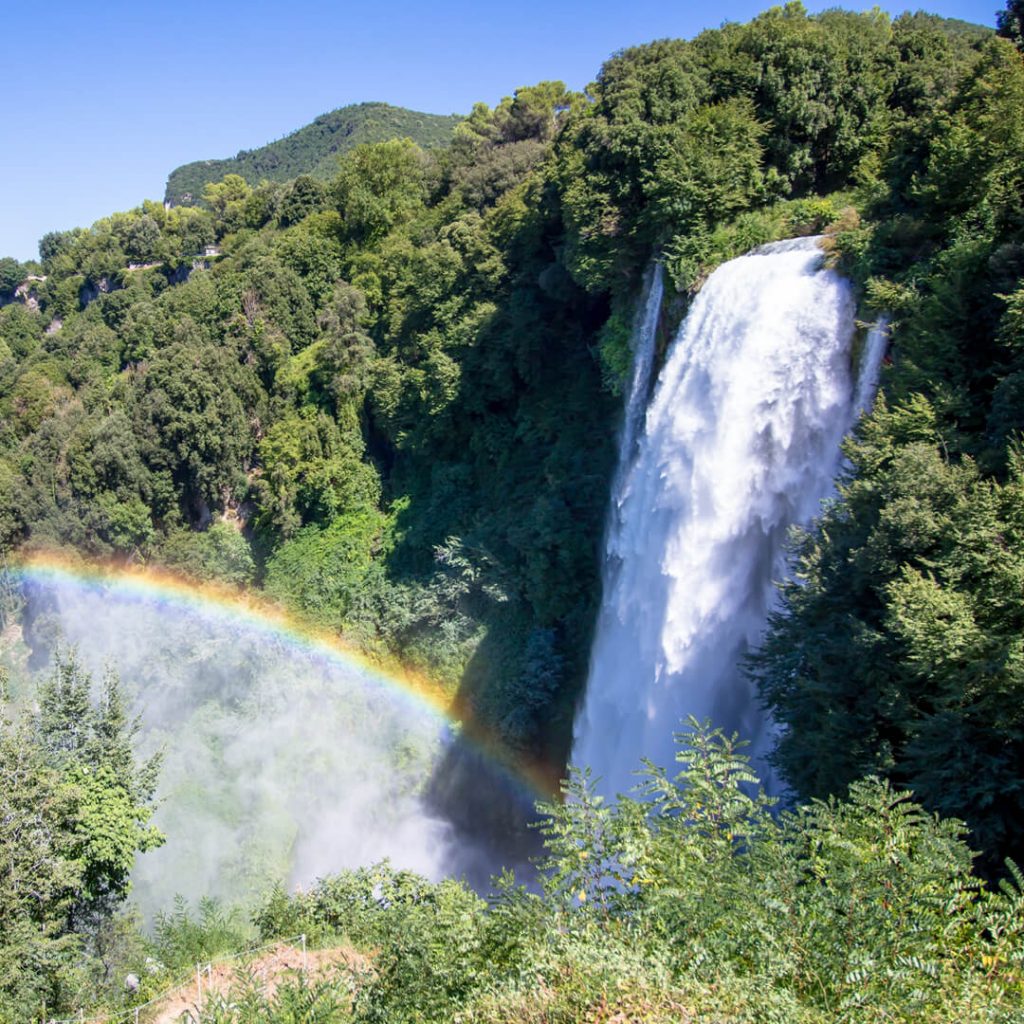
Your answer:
[2,0,1003,261]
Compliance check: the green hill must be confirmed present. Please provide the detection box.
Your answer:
[164,101,462,205]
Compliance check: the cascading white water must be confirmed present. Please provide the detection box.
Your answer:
[854,317,889,417]
[574,237,880,799]
[617,263,665,485]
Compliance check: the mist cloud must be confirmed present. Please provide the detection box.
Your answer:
[22,578,452,916]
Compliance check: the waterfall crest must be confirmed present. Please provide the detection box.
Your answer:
[574,237,872,798]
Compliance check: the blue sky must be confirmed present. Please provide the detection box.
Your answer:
[2,0,1003,261]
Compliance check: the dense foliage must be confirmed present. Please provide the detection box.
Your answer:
[4,718,1021,1021]
[0,656,161,1020]
[161,724,1024,1022]
[752,12,1024,874]
[164,102,463,206]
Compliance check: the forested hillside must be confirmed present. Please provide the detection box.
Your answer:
[2,3,1024,1019]
[164,102,462,206]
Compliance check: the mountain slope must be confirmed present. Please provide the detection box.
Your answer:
[164,101,462,205]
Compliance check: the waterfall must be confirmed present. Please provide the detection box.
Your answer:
[574,236,876,799]
[854,317,889,417]
[617,263,665,486]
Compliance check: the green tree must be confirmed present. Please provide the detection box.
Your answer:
[0,659,163,1019]
[0,257,22,298]
[728,3,894,190]
[160,521,256,586]
[278,174,329,227]
[315,280,375,405]
[123,214,161,264]
[36,652,164,924]
[916,37,1024,230]
[504,81,572,142]
[273,210,345,308]
[38,229,79,268]
[754,400,1024,869]
[334,139,426,245]
[645,97,766,236]
[135,342,256,520]
[159,204,216,262]
[997,0,1024,50]
[0,303,42,359]
[0,711,86,1020]
[0,460,22,548]
[203,173,252,216]
[254,407,380,538]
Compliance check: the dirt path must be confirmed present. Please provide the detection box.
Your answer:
[149,942,364,1023]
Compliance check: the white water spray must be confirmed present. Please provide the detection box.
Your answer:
[574,237,880,798]
[20,581,451,915]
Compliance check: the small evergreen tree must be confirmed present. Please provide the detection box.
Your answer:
[34,650,164,926]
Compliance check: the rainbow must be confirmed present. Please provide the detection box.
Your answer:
[5,548,557,802]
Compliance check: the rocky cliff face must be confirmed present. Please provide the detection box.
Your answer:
[4,275,47,312]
